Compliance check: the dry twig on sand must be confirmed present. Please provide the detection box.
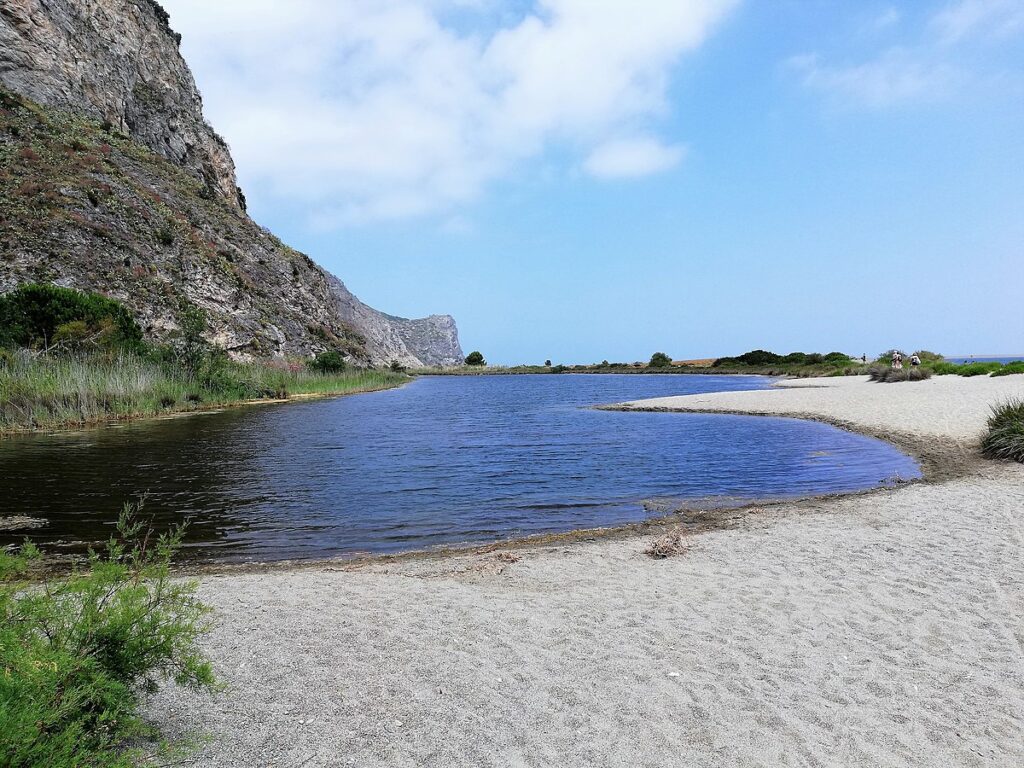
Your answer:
[644,531,689,559]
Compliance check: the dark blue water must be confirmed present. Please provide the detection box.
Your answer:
[0,375,920,561]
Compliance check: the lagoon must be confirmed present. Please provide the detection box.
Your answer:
[0,374,920,561]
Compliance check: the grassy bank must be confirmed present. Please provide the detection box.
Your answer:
[0,350,406,433]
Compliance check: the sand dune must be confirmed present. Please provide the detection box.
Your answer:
[149,375,1024,766]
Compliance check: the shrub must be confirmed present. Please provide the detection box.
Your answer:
[544,360,552,367]
[648,352,672,368]
[992,361,1024,377]
[868,366,933,383]
[550,364,567,374]
[957,362,1004,377]
[823,352,852,363]
[0,501,216,767]
[0,284,142,350]
[713,350,783,368]
[465,351,485,366]
[981,399,1024,463]
[913,350,944,363]
[309,350,347,374]
[173,304,209,377]
[389,359,407,373]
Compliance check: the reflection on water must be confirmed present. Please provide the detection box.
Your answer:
[0,375,920,561]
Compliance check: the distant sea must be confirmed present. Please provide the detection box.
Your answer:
[945,356,1024,364]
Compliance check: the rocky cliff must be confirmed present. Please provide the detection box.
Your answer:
[0,0,462,367]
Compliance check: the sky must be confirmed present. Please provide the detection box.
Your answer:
[160,0,1024,364]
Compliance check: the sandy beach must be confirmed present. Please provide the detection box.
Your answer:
[148,375,1024,767]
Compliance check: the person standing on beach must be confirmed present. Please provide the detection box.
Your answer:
[892,351,903,370]
[910,354,921,367]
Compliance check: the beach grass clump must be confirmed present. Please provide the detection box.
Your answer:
[981,399,1024,463]
[991,362,1024,377]
[868,366,932,383]
[0,501,216,767]
[644,531,689,559]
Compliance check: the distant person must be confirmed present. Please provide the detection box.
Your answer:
[892,351,903,370]
[862,354,867,363]
[910,354,921,367]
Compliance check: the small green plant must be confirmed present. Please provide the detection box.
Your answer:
[544,360,552,367]
[0,501,217,767]
[310,350,347,374]
[464,351,485,366]
[981,399,1024,463]
[388,359,407,373]
[648,352,672,368]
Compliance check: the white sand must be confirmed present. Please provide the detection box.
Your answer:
[148,375,1024,767]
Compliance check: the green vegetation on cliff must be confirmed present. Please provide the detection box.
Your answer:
[0,285,406,433]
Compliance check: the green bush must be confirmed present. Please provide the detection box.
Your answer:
[981,399,1024,462]
[648,352,672,368]
[992,361,1024,377]
[465,351,485,366]
[309,350,347,374]
[0,501,216,767]
[713,350,782,367]
[0,284,142,350]
[955,362,1004,377]
[823,352,852,363]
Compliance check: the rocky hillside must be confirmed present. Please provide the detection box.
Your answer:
[0,0,462,367]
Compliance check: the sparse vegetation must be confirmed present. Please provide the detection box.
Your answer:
[0,501,216,767]
[981,399,1024,463]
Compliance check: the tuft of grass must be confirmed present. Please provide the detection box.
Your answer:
[0,501,216,766]
[868,366,932,383]
[981,399,1024,463]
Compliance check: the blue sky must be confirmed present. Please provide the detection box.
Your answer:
[163,0,1024,364]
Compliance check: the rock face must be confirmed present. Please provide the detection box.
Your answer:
[0,0,462,367]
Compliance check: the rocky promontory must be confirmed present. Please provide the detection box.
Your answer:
[0,0,462,367]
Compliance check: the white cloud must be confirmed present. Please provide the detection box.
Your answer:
[789,49,962,108]
[160,0,738,225]
[583,138,686,179]
[931,0,1024,43]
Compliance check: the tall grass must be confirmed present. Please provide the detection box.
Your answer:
[981,399,1024,463]
[0,350,406,432]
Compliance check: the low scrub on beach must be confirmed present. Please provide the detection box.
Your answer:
[0,285,407,432]
[868,366,933,383]
[0,502,216,767]
[981,399,1024,463]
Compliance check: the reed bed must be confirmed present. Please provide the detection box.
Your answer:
[0,350,406,432]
